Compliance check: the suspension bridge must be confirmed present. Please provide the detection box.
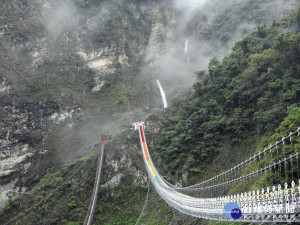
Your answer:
[4,122,300,224]
[133,121,300,223]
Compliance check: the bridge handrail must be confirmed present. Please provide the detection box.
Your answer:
[178,127,300,190]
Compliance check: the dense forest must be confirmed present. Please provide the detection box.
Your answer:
[154,4,300,183]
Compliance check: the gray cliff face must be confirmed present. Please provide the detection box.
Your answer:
[101,129,148,188]
[0,0,169,206]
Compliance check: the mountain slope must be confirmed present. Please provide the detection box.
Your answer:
[1,0,300,224]
[153,3,300,185]
[0,0,161,206]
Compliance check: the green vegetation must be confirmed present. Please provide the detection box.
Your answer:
[68,196,78,208]
[1,1,300,224]
[137,185,203,225]
[1,0,153,114]
[227,107,300,195]
[262,107,300,185]
[4,203,12,211]
[95,3,151,49]
[93,185,147,225]
[0,154,97,225]
[198,0,292,42]
[185,0,299,55]
[154,7,300,184]
[297,4,300,27]
[0,155,147,225]
[0,0,155,195]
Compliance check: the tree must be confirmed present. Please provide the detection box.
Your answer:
[296,4,300,28]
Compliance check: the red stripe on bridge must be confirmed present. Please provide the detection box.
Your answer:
[139,125,150,161]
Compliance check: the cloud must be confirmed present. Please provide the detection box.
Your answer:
[174,0,206,12]
[147,0,298,105]
[41,0,78,41]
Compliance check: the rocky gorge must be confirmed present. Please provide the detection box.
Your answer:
[1,0,300,224]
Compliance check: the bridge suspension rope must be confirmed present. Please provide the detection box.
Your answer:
[84,141,106,225]
[3,150,99,225]
[179,127,300,191]
[135,180,150,225]
[40,156,98,225]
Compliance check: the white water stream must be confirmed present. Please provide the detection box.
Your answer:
[184,39,188,54]
[156,79,168,108]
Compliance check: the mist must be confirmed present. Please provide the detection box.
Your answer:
[41,0,78,42]
[149,0,298,99]
[174,0,205,13]
[51,108,147,164]
[37,0,121,164]
[36,0,298,164]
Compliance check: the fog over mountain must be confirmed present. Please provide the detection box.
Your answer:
[150,0,298,97]
[0,0,300,224]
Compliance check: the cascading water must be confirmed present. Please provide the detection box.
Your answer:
[156,79,168,108]
[184,39,188,54]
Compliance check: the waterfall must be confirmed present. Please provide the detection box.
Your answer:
[184,39,188,54]
[156,79,168,108]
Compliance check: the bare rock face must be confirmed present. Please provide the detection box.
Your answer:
[0,77,10,93]
[0,98,40,207]
[76,47,116,92]
[0,0,168,207]
[101,129,148,188]
[145,3,175,63]
[146,23,167,62]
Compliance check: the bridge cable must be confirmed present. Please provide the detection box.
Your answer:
[180,128,300,190]
[3,151,97,225]
[40,155,99,225]
[135,179,150,225]
[83,142,106,225]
